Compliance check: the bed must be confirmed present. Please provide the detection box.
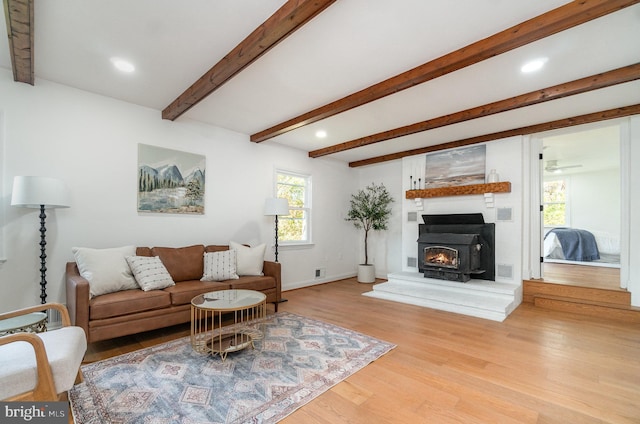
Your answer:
[544,228,620,264]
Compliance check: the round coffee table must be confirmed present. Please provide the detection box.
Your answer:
[190,289,266,360]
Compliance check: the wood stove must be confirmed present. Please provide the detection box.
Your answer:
[418,213,495,282]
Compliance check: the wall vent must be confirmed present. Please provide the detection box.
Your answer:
[497,264,513,279]
[496,207,513,221]
[407,212,418,222]
[407,257,417,268]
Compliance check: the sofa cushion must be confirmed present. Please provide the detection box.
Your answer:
[136,247,153,257]
[163,280,232,306]
[202,250,239,281]
[72,245,139,298]
[90,289,171,320]
[151,245,205,282]
[205,245,229,253]
[126,255,175,291]
[230,241,266,276]
[230,276,276,292]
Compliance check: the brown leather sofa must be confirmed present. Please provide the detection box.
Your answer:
[65,244,281,343]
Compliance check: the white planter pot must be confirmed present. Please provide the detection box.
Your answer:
[357,264,376,283]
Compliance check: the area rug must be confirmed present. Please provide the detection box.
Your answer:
[69,312,395,423]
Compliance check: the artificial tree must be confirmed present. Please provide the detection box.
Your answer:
[346,183,394,281]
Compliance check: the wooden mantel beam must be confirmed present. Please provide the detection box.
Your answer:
[3,0,34,85]
[310,63,640,158]
[348,104,640,168]
[162,0,336,121]
[251,0,640,143]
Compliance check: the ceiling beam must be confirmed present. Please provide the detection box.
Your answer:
[251,0,640,143]
[3,0,34,85]
[348,104,640,168]
[162,0,336,121]
[309,63,640,158]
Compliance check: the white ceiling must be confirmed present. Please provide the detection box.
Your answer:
[1,1,639,165]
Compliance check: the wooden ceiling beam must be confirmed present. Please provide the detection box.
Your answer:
[309,63,640,158]
[162,0,336,121]
[348,104,640,168]
[3,0,34,84]
[251,0,640,143]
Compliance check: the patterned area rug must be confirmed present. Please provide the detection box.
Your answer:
[69,312,395,423]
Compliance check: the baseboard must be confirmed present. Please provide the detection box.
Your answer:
[283,272,357,291]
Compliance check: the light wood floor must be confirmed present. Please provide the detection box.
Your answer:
[82,278,640,423]
[542,262,622,290]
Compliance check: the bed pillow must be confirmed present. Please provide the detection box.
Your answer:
[72,245,138,297]
[126,256,175,291]
[229,241,266,276]
[201,250,239,281]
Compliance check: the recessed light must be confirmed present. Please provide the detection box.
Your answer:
[315,130,327,138]
[521,58,548,73]
[111,57,135,73]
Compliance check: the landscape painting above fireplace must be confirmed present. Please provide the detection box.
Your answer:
[424,145,486,188]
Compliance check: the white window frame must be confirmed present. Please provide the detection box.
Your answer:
[275,169,312,246]
[543,177,570,228]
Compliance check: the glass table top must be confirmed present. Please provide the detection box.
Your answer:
[192,289,266,311]
[0,312,47,333]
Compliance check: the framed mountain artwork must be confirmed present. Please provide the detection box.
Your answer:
[137,144,206,214]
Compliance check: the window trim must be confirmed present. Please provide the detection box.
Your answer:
[543,177,570,228]
[275,169,312,246]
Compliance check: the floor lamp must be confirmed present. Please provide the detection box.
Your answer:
[11,176,70,304]
[264,197,289,305]
[263,197,289,262]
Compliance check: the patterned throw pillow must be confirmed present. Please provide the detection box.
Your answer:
[125,256,175,291]
[201,250,240,281]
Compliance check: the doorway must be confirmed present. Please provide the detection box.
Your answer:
[539,124,622,289]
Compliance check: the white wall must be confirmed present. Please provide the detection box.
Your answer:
[355,161,403,278]
[627,116,640,305]
[0,69,358,312]
[401,137,524,285]
[567,169,620,235]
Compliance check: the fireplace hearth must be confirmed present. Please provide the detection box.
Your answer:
[418,213,495,282]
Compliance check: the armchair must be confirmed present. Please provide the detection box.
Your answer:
[0,303,87,401]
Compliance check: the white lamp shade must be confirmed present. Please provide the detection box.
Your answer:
[11,176,71,209]
[264,197,289,216]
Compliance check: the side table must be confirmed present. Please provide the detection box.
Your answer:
[0,311,47,336]
[191,289,266,361]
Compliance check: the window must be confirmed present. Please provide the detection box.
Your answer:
[276,170,311,244]
[543,179,568,227]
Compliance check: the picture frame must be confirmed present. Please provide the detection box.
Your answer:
[137,144,206,214]
[424,145,486,188]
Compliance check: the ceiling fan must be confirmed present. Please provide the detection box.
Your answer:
[545,159,582,173]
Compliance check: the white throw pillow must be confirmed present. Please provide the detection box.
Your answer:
[229,241,266,276]
[201,250,239,281]
[72,246,139,298]
[126,256,175,291]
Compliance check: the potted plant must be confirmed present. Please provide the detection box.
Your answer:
[346,183,394,283]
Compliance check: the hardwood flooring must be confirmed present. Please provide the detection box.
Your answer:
[542,262,621,290]
[82,278,640,423]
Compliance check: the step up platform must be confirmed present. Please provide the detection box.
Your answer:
[363,271,521,322]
